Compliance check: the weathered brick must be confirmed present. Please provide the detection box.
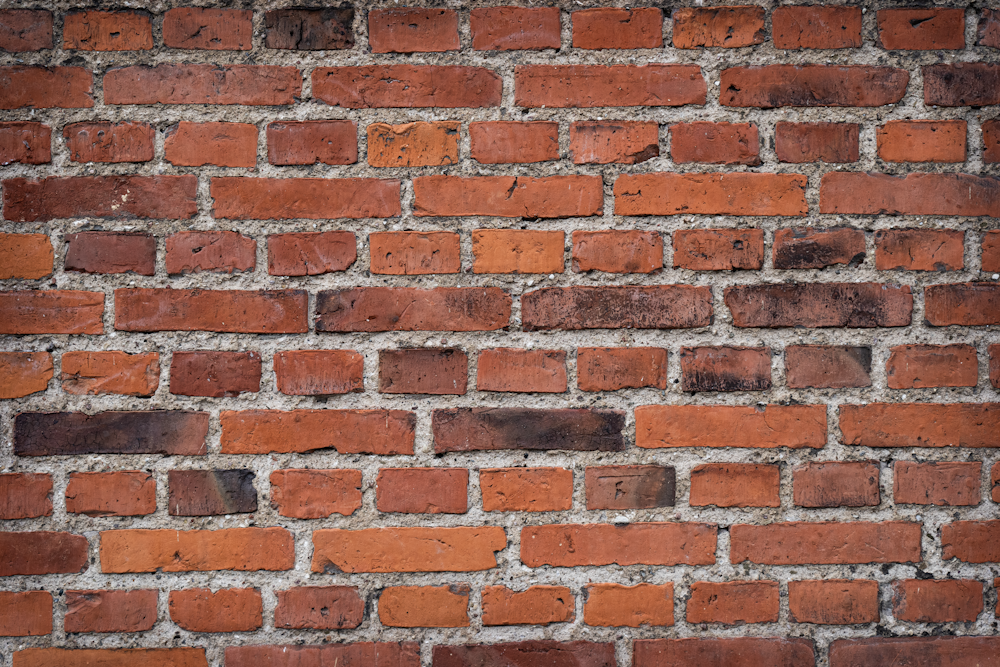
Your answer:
[312,527,505,573]
[577,347,667,391]
[220,409,415,455]
[725,283,913,328]
[680,346,771,392]
[772,6,862,49]
[0,352,52,399]
[104,64,300,105]
[227,644,416,667]
[829,637,1000,667]
[477,348,566,393]
[64,590,157,634]
[435,642,614,667]
[0,532,88,575]
[515,64,705,107]
[776,122,859,163]
[585,583,673,627]
[3,175,196,221]
[268,232,356,276]
[894,461,982,506]
[892,579,983,622]
[523,285,712,331]
[785,345,872,389]
[980,9,1000,47]
[925,283,1000,326]
[100,528,293,573]
[573,8,663,49]
[672,229,764,271]
[168,469,256,516]
[164,121,257,168]
[731,522,921,564]
[615,173,807,216]
[0,591,50,636]
[274,587,363,630]
[163,8,252,50]
[823,172,1000,216]
[15,411,207,456]
[0,123,50,165]
[0,66,92,109]
[687,581,778,625]
[267,120,356,165]
[637,405,826,449]
[169,588,262,633]
[470,121,558,164]
[377,468,468,514]
[270,469,362,519]
[274,350,364,396]
[473,230,565,274]
[369,231,459,275]
[788,580,878,625]
[840,403,1000,448]
[379,348,467,395]
[433,408,624,453]
[263,8,354,50]
[877,120,967,163]
[415,175,602,218]
[773,227,865,269]
[636,638,815,667]
[570,121,659,164]
[0,290,102,334]
[887,344,977,388]
[482,586,574,625]
[670,122,760,165]
[991,344,1000,390]
[689,463,779,508]
[169,351,261,398]
[61,351,159,396]
[924,63,1000,106]
[65,471,155,517]
[521,523,716,567]
[721,65,908,107]
[211,177,399,220]
[0,10,52,51]
[15,649,207,667]
[316,287,510,332]
[673,6,764,48]
[63,11,151,51]
[585,465,674,510]
[480,468,573,512]
[878,8,964,50]
[572,231,662,275]
[64,121,152,163]
[471,7,561,51]
[115,289,307,333]
[380,585,469,628]
[0,473,52,519]
[165,231,255,275]
[64,232,155,276]
[985,121,1000,164]
[368,121,459,167]
[369,9,458,53]
[793,461,880,508]
[942,521,1000,562]
[313,66,501,108]
[877,229,965,272]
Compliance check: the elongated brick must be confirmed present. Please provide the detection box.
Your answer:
[636,405,826,449]
[521,523,716,567]
[14,411,207,456]
[840,403,1000,448]
[433,408,624,453]
[220,410,414,455]
[100,528,293,573]
[312,527,506,573]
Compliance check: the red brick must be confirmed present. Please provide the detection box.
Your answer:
[0,10,52,51]
[64,590,157,634]
[572,231,662,274]
[637,405,826,449]
[585,465,674,510]
[0,591,51,636]
[687,581,778,625]
[615,173,807,216]
[63,11,151,51]
[471,7,561,51]
[170,351,261,398]
[823,172,1000,216]
[369,9,458,53]
[793,461,880,508]
[263,8,354,50]
[377,468,468,514]
[228,644,416,667]
[721,65,908,107]
[380,585,469,628]
[64,232,155,276]
[991,344,1000,389]
[4,175,196,221]
[0,352,52,399]
[570,121,659,164]
[772,6,862,49]
[274,350,363,396]
[165,231,256,275]
[926,283,1000,326]
[788,580,878,625]
[221,409,415,455]
[636,638,815,667]
[521,523,716,567]
[943,521,1000,562]
[163,8,252,50]
[14,411,208,457]
[64,121,152,163]
[164,121,256,168]
[379,348,467,395]
[993,463,1000,502]
[673,6,765,48]
[878,8,964,50]
[876,229,965,272]
[369,231,459,275]
[439,643,615,667]
[368,121,459,167]
[473,230,565,274]
[270,469,362,519]
[15,649,208,667]
[878,120,966,163]
[65,471,156,517]
[672,229,764,271]
[725,283,913,328]
[786,345,872,389]
[482,586,574,625]
[212,177,399,220]
[985,121,1000,164]
[887,344,977,388]
[416,175,601,219]
[115,289,307,333]
[312,527,506,573]
[0,66,92,109]
[434,408,624,453]
[670,122,760,165]
[268,232,356,276]
[680,346,771,392]
[577,347,668,391]
[892,579,983,622]
[731,522,921,564]
[274,587,363,630]
[830,637,1000,667]
[776,122,859,163]
[477,348,566,393]
[105,64,300,105]
[313,66,501,108]
[981,9,1000,47]
[267,120,357,165]
[0,473,52,519]
[573,8,663,49]
[0,290,103,335]
[585,583,673,627]
[0,122,50,165]
[689,463,779,508]
[470,121,558,164]
[61,351,159,396]
[515,64,705,108]
[0,532,88,575]
[894,461,981,506]
[523,285,712,331]
[841,403,1000,448]
[480,468,573,512]
[773,227,865,269]
[924,63,1000,106]
[100,528,293,573]
[316,287,510,332]
[169,588,262,633]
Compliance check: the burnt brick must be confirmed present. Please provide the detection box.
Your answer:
[680,347,771,392]
[168,469,257,516]
[773,228,865,270]
[14,411,208,456]
[585,465,675,510]
[433,408,625,453]
[265,9,355,50]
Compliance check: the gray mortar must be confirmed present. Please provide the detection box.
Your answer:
[1,0,999,666]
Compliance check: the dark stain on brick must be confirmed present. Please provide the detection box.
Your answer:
[168,469,257,516]
[433,408,625,453]
[14,411,208,456]
[264,8,354,50]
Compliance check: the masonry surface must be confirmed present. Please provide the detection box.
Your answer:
[0,1,999,666]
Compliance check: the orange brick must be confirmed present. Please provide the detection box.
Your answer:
[480,468,573,512]
[482,586,574,626]
[472,230,564,274]
[379,585,469,627]
[584,583,673,627]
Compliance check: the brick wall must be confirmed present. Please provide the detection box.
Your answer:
[1,2,999,666]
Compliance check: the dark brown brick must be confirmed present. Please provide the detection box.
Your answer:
[3,175,196,222]
[773,228,865,270]
[0,532,88,576]
[274,587,364,630]
[726,283,912,328]
[680,346,771,392]
[721,65,908,108]
[0,10,52,51]
[785,346,872,389]
[434,642,615,667]
[433,408,625,453]
[264,8,354,50]
[163,8,251,50]
[523,286,712,331]
[585,465,675,510]
[793,462,880,508]
[170,351,261,398]
[64,232,155,276]
[379,349,467,395]
[14,411,208,456]
[775,122,859,163]
[924,63,1000,107]
[168,470,257,516]
[635,639,814,667]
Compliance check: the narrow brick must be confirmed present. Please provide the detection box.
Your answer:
[379,348,467,395]
[316,287,510,332]
[63,11,152,51]
[820,172,1000,216]
[985,121,1000,164]
[0,66,92,109]
[772,6,862,49]
[0,473,52,519]
[3,175,196,221]
[615,173,807,216]
[0,290,103,335]
[169,351,261,398]
[776,122,859,163]
[61,351,159,397]
[313,66,501,108]
[926,283,1000,326]
[523,285,712,331]
[0,123,50,165]
[64,121,152,163]
[473,230,565,274]
[211,177,400,220]
[991,344,1000,389]
[570,121,659,164]
[584,583,673,627]
[725,283,913,328]
[415,175,602,219]
[436,642,614,667]
[163,8,252,50]
[875,229,964,271]
[840,403,1000,448]
[64,590,157,634]
[830,637,1000,667]
[15,649,207,667]
[477,348,566,393]
[380,585,469,628]
[165,231,255,275]
[369,231,460,275]
[368,121,459,167]
[369,9,459,53]
[788,580,879,625]
[470,121,558,164]
[680,346,771,392]
[270,469,362,519]
[585,465,674,510]
[981,9,1000,47]
[0,352,52,399]
[377,468,468,514]
[312,527,506,573]
[482,586,574,625]
[521,523,717,567]
[721,65,909,107]
[268,232,356,276]
[673,229,765,271]
[878,8,965,50]
[785,345,872,389]
[894,461,982,506]
[0,10,52,51]
[100,528,293,573]
[274,350,364,396]
[942,521,1000,562]
[731,522,921,564]
[168,470,256,516]
[670,122,760,165]
[64,232,155,276]
[689,463,780,508]
[687,581,778,625]
[267,120,357,165]
[877,120,967,163]
[14,411,207,456]
[66,471,155,517]
[892,579,983,622]
[104,64,300,105]
[274,587,363,630]
[673,6,765,48]
[886,344,977,388]
[169,588,262,633]
[433,408,624,453]
[480,468,573,512]
[773,227,865,269]
[220,409,415,455]
[636,405,826,449]
[0,532,88,575]
[115,289,307,334]
[793,461,880,508]
[577,347,667,391]
[572,230,663,273]
[471,7,561,51]
[573,8,663,49]
[264,8,354,50]
[164,121,257,168]
[0,591,50,636]
[515,64,706,108]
